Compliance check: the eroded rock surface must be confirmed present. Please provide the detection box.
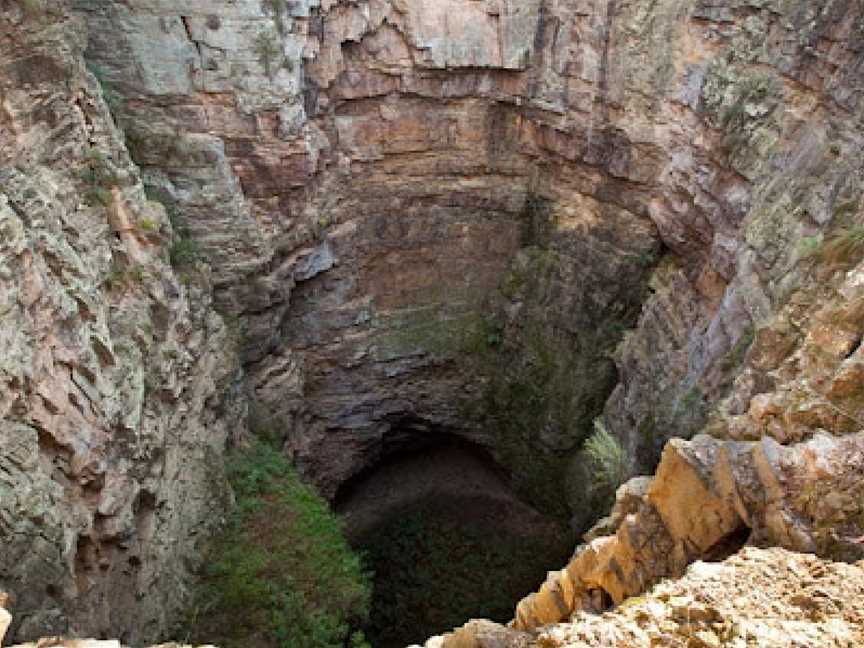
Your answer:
[431,547,864,648]
[3,0,864,642]
[1,3,243,642]
[64,0,864,520]
[512,430,864,632]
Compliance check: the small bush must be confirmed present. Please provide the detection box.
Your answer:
[106,262,146,290]
[137,217,159,233]
[254,29,282,78]
[169,237,200,267]
[188,435,371,648]
[798,235,822,258]
[79,148,121,198]
[583,420,629,508]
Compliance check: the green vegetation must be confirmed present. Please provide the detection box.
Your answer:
[150,197,201,269]
[679,386,706,416]
[702,61,780,162]
[169,236,200,267]
[254,29,291,78]
[582,420,628,511]
[359,500,571,648]
[137,217,159,233]
[79,148,121,207]
[798,235,822,258]
[719,74,774,132]
[377,308,504,360]
[187,428,371,648]
[479,327,604,518]
[106,262,146,290]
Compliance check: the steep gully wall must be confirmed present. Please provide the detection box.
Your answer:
[1,0,864,643]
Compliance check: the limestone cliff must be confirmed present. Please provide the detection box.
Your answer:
[2,0,864,645]
[62,0,864,517]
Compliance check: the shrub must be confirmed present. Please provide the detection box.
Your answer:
[137,217,159,233]
[583,420,629,508]
[169,237,200,267]
[188,435,371,648]
[254,29,282,78]
[79,148,121,204]
[106,262,146,289]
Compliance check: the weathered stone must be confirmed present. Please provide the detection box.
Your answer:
[53,0,864,521]
[0,4,244,643]
[428,549,864,647]
[4,0,864,642]
[511,431,864,632]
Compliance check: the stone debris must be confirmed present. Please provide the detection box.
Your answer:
[0,598,216,648]
[429,547,864,648]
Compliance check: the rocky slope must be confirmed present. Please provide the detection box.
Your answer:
[2,0,864,644]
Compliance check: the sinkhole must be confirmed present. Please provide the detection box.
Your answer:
[335,431,575,648]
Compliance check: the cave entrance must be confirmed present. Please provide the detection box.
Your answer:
[335,428,574,648]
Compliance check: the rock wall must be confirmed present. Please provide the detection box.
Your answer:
[63,0,864,517]
[0,2,244,642]
[3,0,864,642]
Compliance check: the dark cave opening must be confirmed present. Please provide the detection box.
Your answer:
[335,429,575,648]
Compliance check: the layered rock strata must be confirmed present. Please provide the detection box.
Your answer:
[66,0,864,518]
[3,0,864,643]
[0,3,243,642]
[513,430,864,631]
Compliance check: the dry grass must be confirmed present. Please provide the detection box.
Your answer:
[820,226,864,266]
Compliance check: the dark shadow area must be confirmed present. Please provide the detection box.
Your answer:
[336,428,575,648]
[703,525,751,563]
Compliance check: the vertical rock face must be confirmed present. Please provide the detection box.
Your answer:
[64,0,864,514]
[69,0,664,510]
[3,0,864,641]
[0,3,244,642]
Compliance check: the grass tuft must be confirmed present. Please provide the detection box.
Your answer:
[583,420,629,510]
